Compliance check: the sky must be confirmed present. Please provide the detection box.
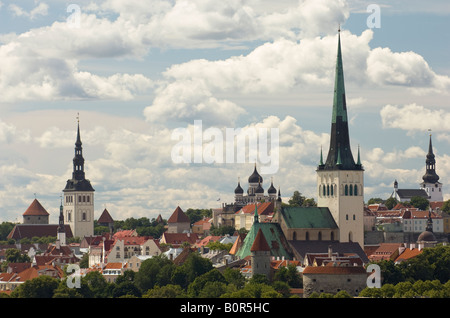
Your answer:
[0,0,449,223]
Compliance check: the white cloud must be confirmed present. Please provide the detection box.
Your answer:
[9,2,49,20]
[367,48,450,93]
[380,104,450,132]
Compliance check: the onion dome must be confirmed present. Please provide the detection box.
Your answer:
[255,181,264,194]
[268,179,276,194]
[234,179,244,194]
[248,164,263,184]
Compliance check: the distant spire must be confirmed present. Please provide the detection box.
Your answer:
[319,145,324,166]
[254,203,259,224]
[72,115,85,180]
[357,144,361,166]
[422,133,439,183]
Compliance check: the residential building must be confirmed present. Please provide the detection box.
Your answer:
[234,201,275,231]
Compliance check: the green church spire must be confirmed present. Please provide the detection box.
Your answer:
[319,29,361,171]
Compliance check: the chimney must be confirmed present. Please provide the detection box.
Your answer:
[328,245,332,258]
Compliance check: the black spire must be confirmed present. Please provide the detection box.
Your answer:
[73,120,85,181]
[319,30,361,171]
[63,116,95,192]
[422,134,439,183]
[58,198,65,233]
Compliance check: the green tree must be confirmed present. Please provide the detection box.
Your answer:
[5,248,31,263]
[143,284,187,298]
[373,260,404,285]
[11,275,59,298]
[410,196,429,210]
[385,197,398,210]
[367,198,384,205]
[180,252,213,284]
[111,281,142,298]
[288,191,305,207]
[442,199,450,213]
[0,222,15,241]
[187,269,226,297]
[135,255,174,293]
[273,263,302,288]
[222,268,246,289]
[52,280,83,298]
[79,271,111,298]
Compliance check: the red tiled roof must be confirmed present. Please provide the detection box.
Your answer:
[430,201,444,210]
[162,232,198,245]
[250,229,270,252]
[7,224,73,240]
[271,259,301,269]
[303,266,366,275]
[23,199,49,216]
[113,229,137,238]
[195,235,222,247]
[97,209,114,223]
[168,206,190,223]
[235,201,274,216]
[395,248,422,262]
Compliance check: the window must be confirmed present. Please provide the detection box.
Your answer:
[354,185,358,196]
[345,185,348,196]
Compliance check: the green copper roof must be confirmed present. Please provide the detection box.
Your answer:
[332,32,347,124]
[319,31,362,171]
[235,222,293,260]
[280,206,338,229]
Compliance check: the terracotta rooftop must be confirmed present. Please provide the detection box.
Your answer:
[168,206,190,223]
[22,199,49,216]
[303,265,367,275]
[97,209,114,223]
[250,228,270,252]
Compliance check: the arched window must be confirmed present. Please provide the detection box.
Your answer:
[323,185,326,197]
[331,232,335,241]
[348,232,353,242]
[293,232,297,241]
[318,231,322,241]
[345,185,348,196]
[327,185,330,196]
[349,184,353,196]
[354,184,358,196]
[330,184,334,196]
[305,232,309,241]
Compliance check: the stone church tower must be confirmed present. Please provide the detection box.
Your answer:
[316,30,364,248]
[63,119,95,239]
[420,134,443,202]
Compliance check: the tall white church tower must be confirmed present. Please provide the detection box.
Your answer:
[316,30,364,248]
[63,119,95,239]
